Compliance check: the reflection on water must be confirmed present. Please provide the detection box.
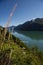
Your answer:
[13,31,43,50]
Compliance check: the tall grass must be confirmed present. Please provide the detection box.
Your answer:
[4,3,17,41]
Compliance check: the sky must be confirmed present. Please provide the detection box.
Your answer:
[0,0,43,27]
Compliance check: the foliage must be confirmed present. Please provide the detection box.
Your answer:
[0,29,43,65]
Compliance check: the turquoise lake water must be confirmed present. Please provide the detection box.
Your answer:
[13,31,43,50]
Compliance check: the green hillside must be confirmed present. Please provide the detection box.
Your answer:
[0,28,43,65]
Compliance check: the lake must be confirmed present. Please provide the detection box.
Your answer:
[13,31,43,51]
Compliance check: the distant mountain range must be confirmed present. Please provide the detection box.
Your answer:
[6,18,43,31]
[9,18,43,31]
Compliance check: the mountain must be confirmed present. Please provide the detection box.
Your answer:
[14,18,43,31]
[8,18,43,31]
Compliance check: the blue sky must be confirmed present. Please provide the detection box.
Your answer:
[0,0,43,26]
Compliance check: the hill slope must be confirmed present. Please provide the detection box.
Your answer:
[0,27,43,65]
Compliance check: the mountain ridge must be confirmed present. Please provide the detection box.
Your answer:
[8,18,43,31]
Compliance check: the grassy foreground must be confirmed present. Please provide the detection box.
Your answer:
[0,29,43,65]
